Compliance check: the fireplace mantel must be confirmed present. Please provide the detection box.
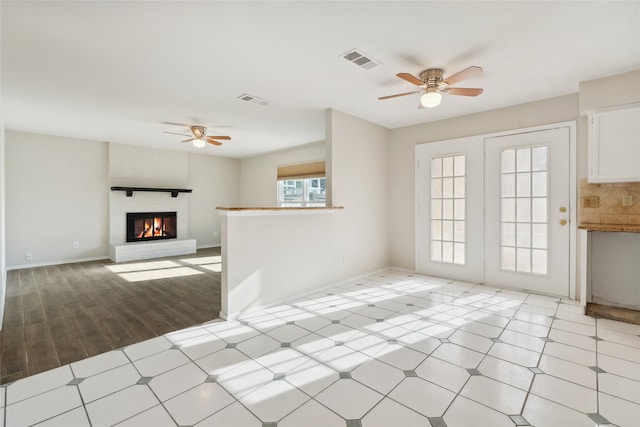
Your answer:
[110,186,193,198]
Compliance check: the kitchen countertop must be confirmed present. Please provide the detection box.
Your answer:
[217,206,343,211]
[578,223,640,233]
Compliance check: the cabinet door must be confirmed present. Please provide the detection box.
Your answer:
[589,105,640,183]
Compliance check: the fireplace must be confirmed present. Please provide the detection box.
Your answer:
[127,212,177,242]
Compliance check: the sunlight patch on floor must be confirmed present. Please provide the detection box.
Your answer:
[200,263,222,273]
[119,266,204,282]
[181,256,222,265]
[106,260,181,273]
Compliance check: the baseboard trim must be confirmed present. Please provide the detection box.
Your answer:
[7,255,111,271]
[388,266,416,274]
[197,244,221,249]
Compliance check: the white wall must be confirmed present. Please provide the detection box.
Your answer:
[188,153,240,247]
[220,109,391,318]
[6,131,110,267]
[579,69,640,114]
[109,143,190,245]
[389,94,581,270]
[221,209,344,316]
[328,109,391,273]
[0,106,6,329]
[240,142,325,207]
[590,231,640,310]
[4,134,242,267]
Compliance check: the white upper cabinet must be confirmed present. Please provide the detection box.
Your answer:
[588,104,640,183]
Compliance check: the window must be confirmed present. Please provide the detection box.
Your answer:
[278,178,326,206]
[431,155,466,264]
[276,161,326,207]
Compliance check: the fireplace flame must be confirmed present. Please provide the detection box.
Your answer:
[129,212,177,242]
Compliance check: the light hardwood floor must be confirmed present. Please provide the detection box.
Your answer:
[0,247,221,384]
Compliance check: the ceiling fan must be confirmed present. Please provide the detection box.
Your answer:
[164,125,231,148]
[379,66,483,108]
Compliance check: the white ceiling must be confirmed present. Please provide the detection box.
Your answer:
[2,1,639,158]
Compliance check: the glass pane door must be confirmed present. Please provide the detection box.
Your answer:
[416,136,484,284]
[485,127,571,296]
[500,145,549,274]
[431,155,466,265]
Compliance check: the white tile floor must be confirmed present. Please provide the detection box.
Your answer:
[2,269,640,426]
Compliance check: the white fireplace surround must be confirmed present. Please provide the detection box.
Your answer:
[110,238,196,263]
[108,190,196,262]
[107,143,198,262]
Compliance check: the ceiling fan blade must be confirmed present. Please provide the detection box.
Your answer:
[182,138,196,143]
[164,131,191,137]
[206,135,231,140]
[396,73,423,86]
[163,121,193,128]
[445,87,484,96]
[443,66,483,86]
[206,139,223,146]
[379,91,421,100]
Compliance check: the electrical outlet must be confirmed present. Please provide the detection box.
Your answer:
[583,196,600,208]
[25,252,32,261]
[73,241,80,249]
[622,194,633,207]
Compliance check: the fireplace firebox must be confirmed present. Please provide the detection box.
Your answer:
[127,212,177,242]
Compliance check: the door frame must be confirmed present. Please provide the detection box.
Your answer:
[415,121,577,299]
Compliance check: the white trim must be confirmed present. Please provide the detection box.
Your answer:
[196,243,221,249]
[474,120,578,141]
[388,266,416,274]
[568,121,577,300]
[578,229,588,313]
[7,255,110,270]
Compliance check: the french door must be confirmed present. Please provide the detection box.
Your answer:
[416,136,484,283]
[416,126,572,297]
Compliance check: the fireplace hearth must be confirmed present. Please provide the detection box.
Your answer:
[127,212,177,242]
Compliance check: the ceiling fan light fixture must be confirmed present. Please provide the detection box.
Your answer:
[192,138,206,148]
[420,91,442,108]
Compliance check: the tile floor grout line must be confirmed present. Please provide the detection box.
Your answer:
[594,318,603,422]
[75,383,94,427]
[438,325,497,424]
[224,283,453,423]
[4,270,639,425]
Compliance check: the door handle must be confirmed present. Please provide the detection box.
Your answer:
[559,219,567,226]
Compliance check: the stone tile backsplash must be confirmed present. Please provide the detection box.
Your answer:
[580,179,640,224]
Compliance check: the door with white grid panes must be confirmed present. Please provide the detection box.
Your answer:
[415,137,484,283]
[484,127,570,296]
[416,127,571,296]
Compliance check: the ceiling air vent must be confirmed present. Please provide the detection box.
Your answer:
[237,94,271,106]
[342,49,381,70]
